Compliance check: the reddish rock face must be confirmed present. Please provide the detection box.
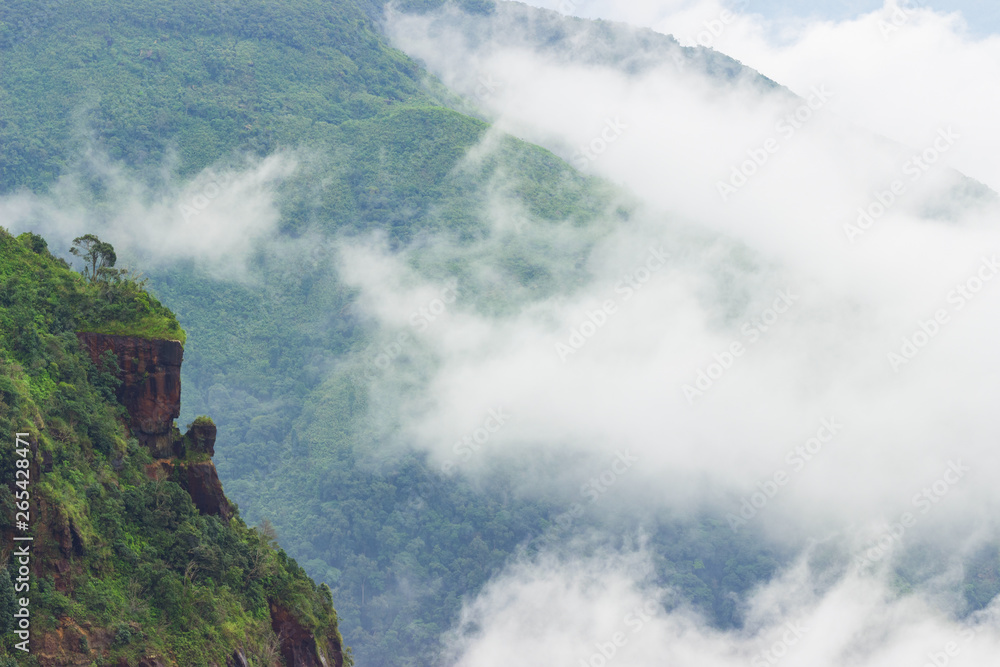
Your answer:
[145,459,233,521]
[185,460,233,521]
[183,419,217,457]
[269,603,344,667]
[38,619,114,666]
[77,333,231,521]
[77,333,183,457]
[72,332,343,665]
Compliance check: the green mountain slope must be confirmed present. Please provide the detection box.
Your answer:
[0,0,433,191]
[0,229,349,665]
[0,1,802,665]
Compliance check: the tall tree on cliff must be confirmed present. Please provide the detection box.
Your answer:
[69,233,117,282]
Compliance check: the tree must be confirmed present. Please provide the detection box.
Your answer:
[69,234,117,282]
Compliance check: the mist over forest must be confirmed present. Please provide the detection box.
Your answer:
[2,1,1000,665]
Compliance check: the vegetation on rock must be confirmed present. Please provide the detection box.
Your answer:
[0,227,348,665]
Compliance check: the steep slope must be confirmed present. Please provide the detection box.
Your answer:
[0,1,800,665]
[0,228,348,666]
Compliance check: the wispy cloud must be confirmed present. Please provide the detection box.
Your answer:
[1,147,297,279]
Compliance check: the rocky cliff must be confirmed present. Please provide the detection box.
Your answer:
[77,332,233,522]
[76,333,182,456]
[70,332,345,667]
[0,229,347,666]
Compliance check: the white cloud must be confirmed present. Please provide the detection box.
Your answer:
[521,0,1000,191]
[376,0,1000,531]
[347,3,1000,662]
[1,150,297,279]
[443,545,1000,667]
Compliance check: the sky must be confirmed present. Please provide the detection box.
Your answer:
[528,0,1000,35]
[757,0,999,34]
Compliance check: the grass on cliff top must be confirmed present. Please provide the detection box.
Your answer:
[77,316,186,346]
[0,228,186,346]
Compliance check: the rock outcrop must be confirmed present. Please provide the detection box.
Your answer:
[270,603,345,667]
[184,460,232,519]
[77,333,182,457]
[71,332,346,667]
[78,333,232,520]
[183,417,217,457]
[37,619,116,667]
[145,458,233,521]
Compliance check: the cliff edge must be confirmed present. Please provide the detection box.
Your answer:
[0,229,350,665]
[67,332,344,667]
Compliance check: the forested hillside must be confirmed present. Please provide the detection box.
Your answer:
[0,228,347,665]
[7,1,997,666]
[0,1,853,664]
